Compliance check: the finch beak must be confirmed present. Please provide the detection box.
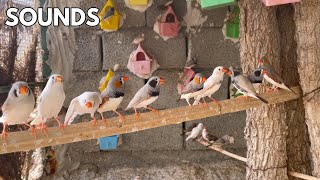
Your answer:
[262,69,268,75]
[159,77,165,85]
[123,76,129,81]
[55,76,63,83]
[19,86,28,95]
[202,77,207,82]
[227,71,232,76]
[222,68,228,73]
[86,102,93,108]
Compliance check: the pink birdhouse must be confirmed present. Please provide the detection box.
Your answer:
[261,0,300,6]
[177,68,196,94]
[132,44,152,75]
[159,5,180,37]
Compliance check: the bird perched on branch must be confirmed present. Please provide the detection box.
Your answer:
[227,67,268,104]
[258,56,295,93]
[31,74,65,134]
[193,67,228,111]
[181,122,198,136]
[180,73,206,107]
[125,76,165,120]
[64,92,102,126]
[0,82,35,141]
[186,123,204,141]
[98,75,128,126]
[202,127,234,147]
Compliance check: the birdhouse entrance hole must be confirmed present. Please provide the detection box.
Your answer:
[136,52,146,61]
[166,13,175,23]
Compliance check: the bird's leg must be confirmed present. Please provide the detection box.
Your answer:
[91,116,98,127]
[146,107,159,115]
[40,123,48,137]
[100,112,107,125]
[209,97,222,114]
[194,98,203,107]
[1,123,8,142]
[113,110,125,126]
[24,122,37,139]
[186,99,193,109]
[54,117,65,130]
[134,108,140,120]
[202,98,209,107]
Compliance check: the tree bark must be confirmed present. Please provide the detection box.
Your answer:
[239,1,288,179]
[294,0,320,177]
[277,5,311,179]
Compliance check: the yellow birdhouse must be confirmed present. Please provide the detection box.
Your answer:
[99,0,121,32]
[128,0,148,6]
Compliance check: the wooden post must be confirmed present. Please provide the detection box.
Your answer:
[0,87,301,154]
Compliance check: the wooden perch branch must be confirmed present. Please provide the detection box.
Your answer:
[197,139,320,180]
[0,87,301,154]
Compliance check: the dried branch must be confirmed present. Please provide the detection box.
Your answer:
[197,136,320,180]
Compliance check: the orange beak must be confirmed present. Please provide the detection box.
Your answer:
[262,69,268,75]
[123,76,129,81]
[55,76,63,83]
[222,68,228,73]
[86,102,93,108]
[227,71,232,76]
[159,77,165,85]
[202,77,207,82]
[19,86,28,95]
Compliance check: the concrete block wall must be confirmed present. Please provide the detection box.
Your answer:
[69,0,245,154]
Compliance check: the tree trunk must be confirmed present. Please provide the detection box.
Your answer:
[294,0,320,177]
[239,1,288,179]
[277,5,311,179]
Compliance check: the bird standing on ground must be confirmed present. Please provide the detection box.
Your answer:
[193,67,228,112]
[258,56,295,93]
[0,82,35,141]
[98,75,128,126]
[227,67,268,104]
[125,76,165,120]
[31,74,66,134]
[64,92,102,126]
[180,73,206,107]
[186,123,204,141]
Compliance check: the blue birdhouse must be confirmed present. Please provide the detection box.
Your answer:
[98,135,119,150]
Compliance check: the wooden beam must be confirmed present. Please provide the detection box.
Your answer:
[0,87,301,154]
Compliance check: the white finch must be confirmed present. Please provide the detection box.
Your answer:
[125,76,165,120]
[64,92,102,126]
[31,74,65,133]
[180,73,206,106]
[193,66,228,107]
[181,122,198,136]
[98,75,128,125]
[227,67,268,104]
[258,56,295,93]
[186,123,204,141]
[0,82,35,141]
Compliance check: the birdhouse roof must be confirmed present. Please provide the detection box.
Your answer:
[135,44,152,61]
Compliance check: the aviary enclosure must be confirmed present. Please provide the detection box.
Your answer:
[0,0,319,179]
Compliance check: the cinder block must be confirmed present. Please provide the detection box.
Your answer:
[191,28,240,68]
[102,28,186,71]
[74,29,102,71]
[185,111,246,150]
[146,0,187,27]
[119,124,183,151]
[79,0,145,29]
[198,6,227,27]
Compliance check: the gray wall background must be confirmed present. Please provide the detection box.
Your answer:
[50,1,247,179]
